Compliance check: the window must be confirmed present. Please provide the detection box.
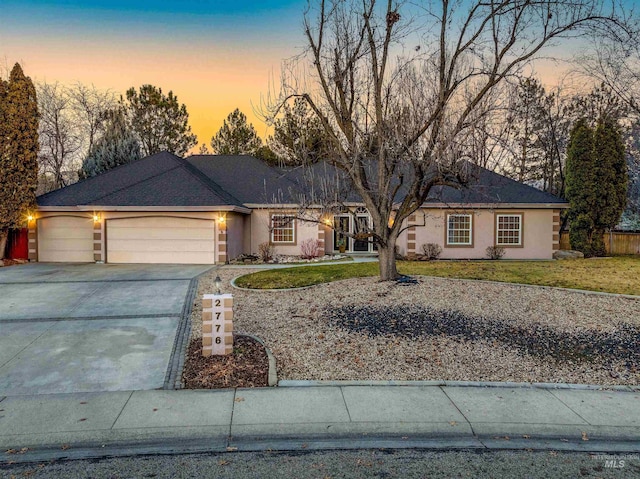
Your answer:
[496,214,523,246]
[446,214,472,246]
[271,214,295,243]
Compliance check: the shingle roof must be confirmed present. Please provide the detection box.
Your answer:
[37,152,243,208]
[186,155,300,204]
[37,152,567,208]
[424,163,567,205]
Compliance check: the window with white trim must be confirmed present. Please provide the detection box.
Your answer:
[447,214,472,246]
[496,214,522,246]
[271,214,295,243]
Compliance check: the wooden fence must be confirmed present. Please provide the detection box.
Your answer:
[560,231,640,255]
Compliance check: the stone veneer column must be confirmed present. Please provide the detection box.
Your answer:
[28,217,37,262]
[93,218,104,262]
[317,224,326,256]
[406,214,417,258]
[217,219,227,264]
[552,209,561,251]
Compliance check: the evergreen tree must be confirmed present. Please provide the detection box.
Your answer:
[592,118,628,249]
[210,109,262,155]
[565,119,597,255]
[0,64,39,259]
[78,109,142,179]
[123,85,197,156]
[269,97,327,165]
[503,78,548,183]
[565,116,628,256]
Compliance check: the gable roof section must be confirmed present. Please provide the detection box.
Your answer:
[37,151,244,208]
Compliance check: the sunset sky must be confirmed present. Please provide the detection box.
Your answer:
[2,0,305,149]
[1,0,605,152]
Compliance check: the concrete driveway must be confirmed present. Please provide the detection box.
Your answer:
[0,263,212,396]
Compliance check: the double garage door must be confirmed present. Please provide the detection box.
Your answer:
[38,216,216,264]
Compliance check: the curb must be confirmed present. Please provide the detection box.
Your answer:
[3,432,639,465]
[231,269,640,300]
[230,275,316,293]
[424,276,640,301]
[277,380,638,392]
[236,332,278,387]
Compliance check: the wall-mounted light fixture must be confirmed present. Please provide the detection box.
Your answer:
[27,215,34,223]
[218,215,226,224]
[93,213,101,223]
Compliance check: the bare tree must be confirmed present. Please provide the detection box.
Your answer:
[69,83,116,155]
[578,30,640,115]
[37,82,83,192]
[37,82,115,192]
[265,0,631,280]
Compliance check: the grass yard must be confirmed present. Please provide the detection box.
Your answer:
[234,256,640,296]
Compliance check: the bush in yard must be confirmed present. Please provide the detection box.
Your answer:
[421,243,442,260]
[258,242,274,262]
[300,238,321,259]
[486,246,506,260]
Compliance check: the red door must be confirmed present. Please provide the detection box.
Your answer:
[7,228,28,260]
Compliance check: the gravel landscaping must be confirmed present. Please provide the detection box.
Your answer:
[189,267,640,386]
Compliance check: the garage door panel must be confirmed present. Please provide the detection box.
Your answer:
[39,239,92,252]
[108,251,216,264]
[38,217,94,263]
[108,226,214,241]
[108,239,215,252]
[106,217,216,264]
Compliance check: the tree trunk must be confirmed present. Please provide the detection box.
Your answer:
[378,244,399,281]
[0,230,8,260]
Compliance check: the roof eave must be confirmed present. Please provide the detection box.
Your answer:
[419,202,569,209]
[37,205,252,214]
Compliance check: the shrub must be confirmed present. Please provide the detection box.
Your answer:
[421,243,442,260]
[300,238,322,259]
[486,246,506,260]
[258,242,274,262]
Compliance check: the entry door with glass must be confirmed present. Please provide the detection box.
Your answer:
[333,209,374,253]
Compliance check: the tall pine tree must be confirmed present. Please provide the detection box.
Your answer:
[79,109,142,179]
[210,109,262,155]
[0,64,39,259]
[123,85,197,156]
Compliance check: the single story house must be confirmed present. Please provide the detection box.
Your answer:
[32,152,567,264]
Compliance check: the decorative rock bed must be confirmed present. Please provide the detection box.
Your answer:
[189,268,640,386]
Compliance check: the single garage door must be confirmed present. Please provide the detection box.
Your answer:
[38,216,95,262]
[106,217,216,264]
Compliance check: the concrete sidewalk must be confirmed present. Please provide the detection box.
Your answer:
[1,385,639,463]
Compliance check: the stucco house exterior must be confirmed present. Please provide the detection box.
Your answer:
[31,152,567,264]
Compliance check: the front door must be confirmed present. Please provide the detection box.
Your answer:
[333,215,350,252]
[353,215,370,252]
[333,213,373,253]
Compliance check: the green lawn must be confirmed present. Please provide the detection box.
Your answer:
[234,257,640,296]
